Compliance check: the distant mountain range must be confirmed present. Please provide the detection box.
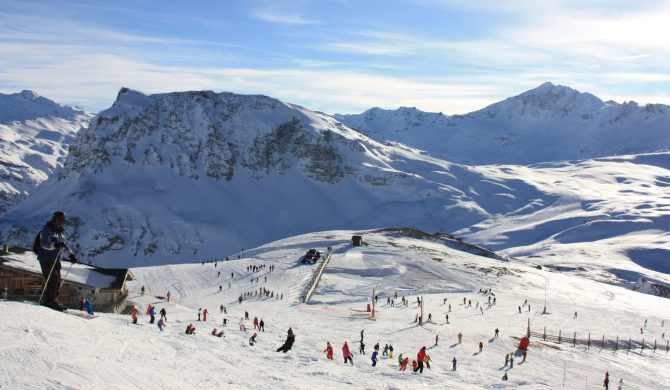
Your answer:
[335,82,670,164]
[0,90,92,213]
[0,84,668,291]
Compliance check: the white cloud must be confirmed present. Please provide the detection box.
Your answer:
[250,8,316,25]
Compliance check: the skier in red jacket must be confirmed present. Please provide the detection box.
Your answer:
[399,357,409,371]
[342,342,353,365]
[203,309,208,321]
[324,342,334,360]
[414,346,427,373]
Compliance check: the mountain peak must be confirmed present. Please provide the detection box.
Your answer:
[0,90,90,124]
[19,90,40,100]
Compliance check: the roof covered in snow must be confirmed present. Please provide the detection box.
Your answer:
[0,246,133,290]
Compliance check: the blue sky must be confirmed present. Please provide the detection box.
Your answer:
[1,0,669,113]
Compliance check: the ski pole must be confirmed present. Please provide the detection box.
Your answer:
[39,247,63,304]
[59,259,75,290]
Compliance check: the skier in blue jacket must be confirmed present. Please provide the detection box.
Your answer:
[149,306,156,324]
[83,298,94,316]
[371,350,379,367]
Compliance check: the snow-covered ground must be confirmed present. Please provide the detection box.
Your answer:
[1,230,668,389]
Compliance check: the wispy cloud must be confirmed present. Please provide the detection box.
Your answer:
[250,8,317,25]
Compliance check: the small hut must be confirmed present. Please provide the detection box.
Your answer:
[351,235,363,246]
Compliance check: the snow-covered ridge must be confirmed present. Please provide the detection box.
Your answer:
[0,90,92,213]
[335,82,670,164]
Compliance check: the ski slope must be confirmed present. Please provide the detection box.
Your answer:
[1,230,668,389]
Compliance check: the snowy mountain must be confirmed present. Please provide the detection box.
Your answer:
[1,87,669,294]
[335,82,670,164]
[1,230,668,389]
[1,88,527,266]
[0,90,92,213]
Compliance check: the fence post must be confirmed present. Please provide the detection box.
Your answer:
[615,336,618,351]
[543,326,546,341]
[587,333,591,349]
[573,332,576,347]
[559,329,562,344]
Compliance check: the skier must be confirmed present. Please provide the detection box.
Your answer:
[435,334,439,346]
[83,298,94,316]
[448,304,451,312]
[220,304,224,314]
[428,313,432,322]
[478,341,483,353]
[239,318,247,332]
[148,305,156,324]
[518,306,522,314]
[399,357,409,371]
[197,308,202,321]
[414,346,426,373]
[140,286,145,296]
[130,306,139,325]
[359,341,365,354]
[342,342,354,365]
[446,313,450,324]
[324,342,334,360]
[424,354,431,369]
[253,317,259,330]
[259,319,265,332]
[245,311,249,320]
[203,308,208,321]
[160,307,167,322]
[495,328,499,338]
[166,291,170,302]
[219,285,222,292]
[458,332,463,344]
[360,329,364,343]
[389,344,394,358]
[36,211,78,311]
[504,353,509,367]
[249,333,258,346]
[480,307,483,315]
[452,357,457,371]
[276,328,295,353]
[397,353,403,366]
[604,371,610,389]
[157,318,165,332]
[371,350,378,367]
[411,360,418,372]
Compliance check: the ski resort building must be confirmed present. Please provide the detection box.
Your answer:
[0,246,133,313]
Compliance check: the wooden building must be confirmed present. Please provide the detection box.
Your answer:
[0,246,133,313]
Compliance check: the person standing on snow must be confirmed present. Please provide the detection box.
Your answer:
[253,317,259,330]
[324,342,334,360]
[259,319,265,332]
[249,333,258,346]
[414,346,427,373]
[435,334,439,346]
[130,306,139,325]
[399,357,409,371]
[383,344,389,357]
[276,328,295,353]
[604,372,610,390]
[83,298,94,316]
[203,309,208,321]
[197,308,202,321]
[342,342,354,365]
[371,349,378,366]
[478,341,484,353]
[149,305,156,324]
[36,211,78,311]
[157,318,165,332]
[389,344,394,358]
[159,308,167,322]
[457,332,463,344]
[452,357,457,371]
[495,328,499,338]
[359,341,365,354]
